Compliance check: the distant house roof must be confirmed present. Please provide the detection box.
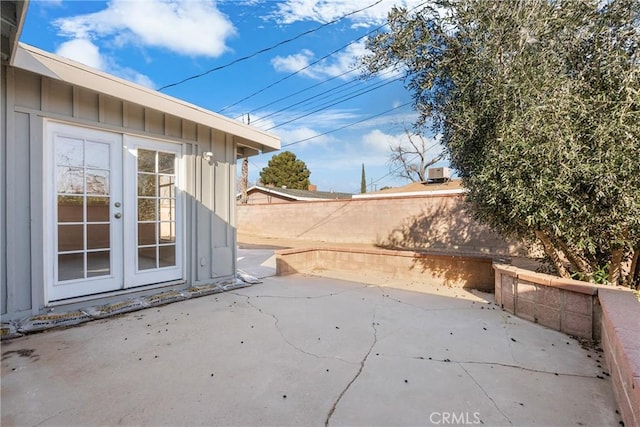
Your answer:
[241,185,352,202]
[353,179,466,199]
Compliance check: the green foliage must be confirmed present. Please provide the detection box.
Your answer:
[259,151,311,190]
[362,0,640,284]
[361,164,367,194]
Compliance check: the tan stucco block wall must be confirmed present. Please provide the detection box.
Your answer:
[599,289,640,427]
[493,264,602,340]
[238,194,523,256]
[276,247,495,292]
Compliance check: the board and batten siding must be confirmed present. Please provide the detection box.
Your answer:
[1,64,238,320]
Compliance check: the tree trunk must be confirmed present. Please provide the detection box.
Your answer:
[535,230,569,278]
[557,239,592,280]
[240,157,248,204]
[609,247,624,286]
[626,247,639,289]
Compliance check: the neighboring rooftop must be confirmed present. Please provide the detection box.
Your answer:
[353,179,465,199]
[240,185,352,203]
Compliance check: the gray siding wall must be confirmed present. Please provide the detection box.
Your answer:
[1,65,238,320]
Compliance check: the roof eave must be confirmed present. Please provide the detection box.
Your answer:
[12,42,280,154]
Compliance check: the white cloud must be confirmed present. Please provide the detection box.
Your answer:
[54,0,236,57]
[52,0,236,87]
[56,38,105,70]
[271,49,316,76]
[362,129,444,160]
[362,129,398,153]
[269,0,427,27]
[271,40,367,79]
[54,37,155,89]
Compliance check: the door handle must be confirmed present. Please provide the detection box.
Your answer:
[114,212,122,219]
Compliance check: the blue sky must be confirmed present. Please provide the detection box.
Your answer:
[20,0,447,193]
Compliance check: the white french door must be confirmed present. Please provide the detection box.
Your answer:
[46,122,183,302]
[123,136,183,288]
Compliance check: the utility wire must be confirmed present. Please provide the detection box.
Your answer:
[265,77,402,131]
[235,68,357,120]
[251,67,398,125]
[220,21,389,114]
[222,0,430,115]
[158,0,384,91]
[282,101,412,147]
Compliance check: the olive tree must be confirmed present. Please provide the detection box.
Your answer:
[361,0,640,286]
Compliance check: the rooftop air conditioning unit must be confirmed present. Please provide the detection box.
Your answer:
[427,167,451,181]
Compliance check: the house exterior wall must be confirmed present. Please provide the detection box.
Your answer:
[1,64,238,320]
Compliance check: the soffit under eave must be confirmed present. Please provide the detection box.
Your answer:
[12,43,281,152]
[1,0,28,63]
[235,135,280,159]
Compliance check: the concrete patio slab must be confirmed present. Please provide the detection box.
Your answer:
[1,275,621,426]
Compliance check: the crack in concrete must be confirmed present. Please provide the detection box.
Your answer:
[458,362,514,426]
[324,308,379,427]
[33,409,68,427]
[232,284,372,301]
[408,356,599,379]
[236,294,357,365]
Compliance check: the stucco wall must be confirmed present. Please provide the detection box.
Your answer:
[237,194,523,255]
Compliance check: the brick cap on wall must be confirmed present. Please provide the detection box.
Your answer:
[493,263,612,296]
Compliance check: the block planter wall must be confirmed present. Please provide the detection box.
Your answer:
[493,263,640,427]
[493,264,602,340]
[276,247,495,291]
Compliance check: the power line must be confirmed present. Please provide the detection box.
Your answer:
[221,0,430,116]
[282,101,412,147]
[234,68,357,120]
[265,77,402,131]
[158,0,384,92]
[220,21,390,114]
[250,67,398,126]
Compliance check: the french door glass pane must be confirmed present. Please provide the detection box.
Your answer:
[87,251,111,277]
[138,174,156,196]
[56,137,83,166]
[58,253,84,281]
[159,245,175,267]
[87,197,110,222]
[86,169,109,195]
[138,223,156,245]
[138,149,155,172]
[87,224,110,249]
[138,247,157,270]
[85,141,109,169]
[138,198,156,221]
[158,152,175,174]
[58,196,83,222]
[58,224,83,251]
[57,167,84,193]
